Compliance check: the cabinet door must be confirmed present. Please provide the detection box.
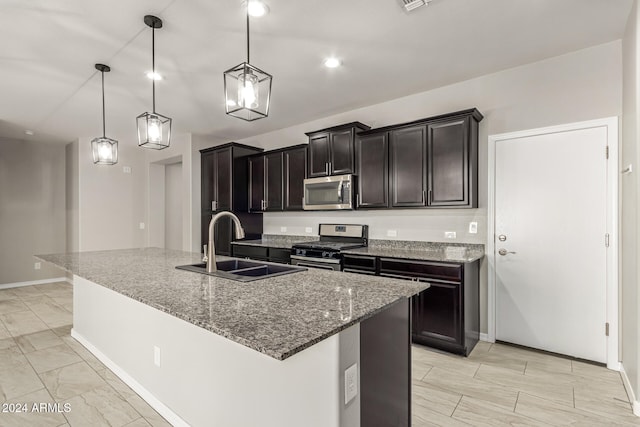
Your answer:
[390,126,426,207]
[413,282,463,349]
[356,133,388,208]
[213,216,233,256]
[248,156,265,212]
[308,132,330,177]
[265,152,283,211]
[284,146,307,210]
[214,147,232,211]
[329,129,355,175]
[201,151,216,212]
[427,118,469,206]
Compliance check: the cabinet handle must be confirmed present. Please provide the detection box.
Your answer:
[428,189,432,204]
[422,190,425,204]
[329,162,332,174]
[357,193,360,206]
[325,162,329,175]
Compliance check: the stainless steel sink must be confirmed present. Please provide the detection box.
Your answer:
[175,258,306,282]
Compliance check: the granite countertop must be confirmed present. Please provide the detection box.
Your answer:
[341,241,485,263]
[231,235,316,249]
[37,248,426,361]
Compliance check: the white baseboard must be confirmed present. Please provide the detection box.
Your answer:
[620,363,640,417]
[479,333,493,342]
[71,329,189,427]
[0,277,68,290]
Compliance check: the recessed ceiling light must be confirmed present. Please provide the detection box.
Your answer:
[247,0,269,17]
[323,57,341,68]
[146,71,163,80]
[24,130,34,136]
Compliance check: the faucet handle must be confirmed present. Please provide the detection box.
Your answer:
[202,245,208,262]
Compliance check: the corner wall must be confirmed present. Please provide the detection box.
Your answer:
[622,0,640,410]
[0,138,66,284]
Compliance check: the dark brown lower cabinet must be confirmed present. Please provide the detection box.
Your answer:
[377,257,479,356]
[231,244,291,264]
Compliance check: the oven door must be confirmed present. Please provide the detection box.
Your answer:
[303,174,353,210]
[290,256,342,271]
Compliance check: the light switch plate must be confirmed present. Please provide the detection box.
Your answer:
[469,222,478,234]
[139,222,146,230]
[280,226,287,232]
[445,231,456,239]
[386,230,398,237]
[123,166,131,174]
[345,363,358,404]
[153,346,161,367]
[34,262,41,270]
[305,227,313,233]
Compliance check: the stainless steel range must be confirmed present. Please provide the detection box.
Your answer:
[291,224,368,271]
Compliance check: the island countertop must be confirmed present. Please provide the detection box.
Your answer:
[37,248,427,360]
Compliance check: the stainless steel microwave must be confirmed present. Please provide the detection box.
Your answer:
[303,174,354,210]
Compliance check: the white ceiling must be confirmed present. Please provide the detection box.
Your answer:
[0,0,633,145]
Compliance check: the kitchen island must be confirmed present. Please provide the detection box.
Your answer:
[37,248,427,427]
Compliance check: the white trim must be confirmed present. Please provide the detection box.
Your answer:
[0,277,68,290]
[620,363,640,417]
[71,329,190,427]
[479,333,492,343]
[487,117,619,367]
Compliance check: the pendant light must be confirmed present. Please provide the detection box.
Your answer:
[223,2,272,121]
[137,15,171,149]
[91,64,118,165]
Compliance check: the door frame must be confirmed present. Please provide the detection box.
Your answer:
[487,117,619,370]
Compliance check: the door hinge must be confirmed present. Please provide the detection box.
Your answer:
[606,146,609,159]
[606,322,610,336]
[605,233,610,247]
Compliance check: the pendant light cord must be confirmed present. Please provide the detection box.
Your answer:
[246,5,250,64]
[152,26,156,113]
[101,70,106,138]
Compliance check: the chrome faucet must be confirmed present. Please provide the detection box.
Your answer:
[207,211,245,273]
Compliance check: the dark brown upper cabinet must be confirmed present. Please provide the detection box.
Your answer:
[200,143,263,256]
[283,145,307,210]
[306,122,370,178]
[248,144,308,212]
[361,108,482,210]
[355,132,389,208]
[390,125,427,208]
[249,152,283,212]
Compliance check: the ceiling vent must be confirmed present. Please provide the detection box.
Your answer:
[401,0,432,12]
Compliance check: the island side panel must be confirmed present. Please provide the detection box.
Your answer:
[360,298,411,426]
[72,276,350,427]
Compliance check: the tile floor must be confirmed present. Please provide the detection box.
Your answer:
[0,282,638,426]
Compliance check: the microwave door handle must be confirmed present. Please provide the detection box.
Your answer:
[337,180,343,202]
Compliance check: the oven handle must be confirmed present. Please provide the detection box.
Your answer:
[291,255,340,264]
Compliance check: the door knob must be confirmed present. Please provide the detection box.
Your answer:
[498,234,507,242]
[498,249,516,256]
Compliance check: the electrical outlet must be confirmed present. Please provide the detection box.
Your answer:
[123,166,132,174]
[139,222,145,230]
[305,227,313,233]
[468,222,478,234]
[280,226,287,233]
[445,231,456,239]
[386,230,398,237]
[345,363,358,404]
[153,346,161,367]
[34,262,41,270]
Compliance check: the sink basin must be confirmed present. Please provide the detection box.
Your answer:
[175,258,306,282]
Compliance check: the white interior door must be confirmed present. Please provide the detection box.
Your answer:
[494,125,609,363]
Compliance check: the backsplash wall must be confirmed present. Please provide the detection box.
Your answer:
[263,210,486,244]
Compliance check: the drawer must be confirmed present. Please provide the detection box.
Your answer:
[343,254,377,272]
[268,248,291,264]
[379,258,461,282]
[232,245,269,260]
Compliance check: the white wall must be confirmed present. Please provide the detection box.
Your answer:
[219,42,623,334]
[622,0,640,409]
[164,162,183,251]
[0,138,66,284]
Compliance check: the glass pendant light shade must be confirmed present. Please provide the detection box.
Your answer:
[92,63,118,165]
[136,112,171,149]
[91,137,118,164]
[137,15,171,149]
[223,4,272,121]
[224,62,272,121]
